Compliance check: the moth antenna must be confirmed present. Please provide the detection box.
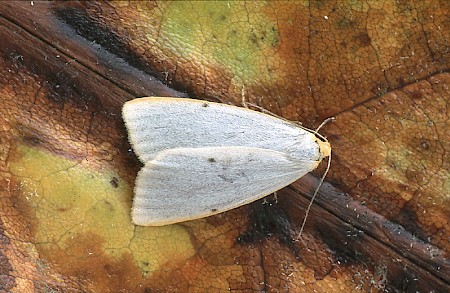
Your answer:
[314,117,335,134]
[245,102,294,123]
[240,86,267,113]
[296,148,331,240]
[240,86,286,120]
[241,85,249,109]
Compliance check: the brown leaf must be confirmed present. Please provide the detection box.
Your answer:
[0,1,448,292]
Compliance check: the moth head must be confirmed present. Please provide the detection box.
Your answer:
[317,139,331,159]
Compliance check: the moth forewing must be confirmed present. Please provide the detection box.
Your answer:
[122,97,331,226]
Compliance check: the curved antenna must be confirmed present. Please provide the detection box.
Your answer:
[296,117,333,240]
[296,147,332,240]
[314,117,335,133]
[311,117,335,145]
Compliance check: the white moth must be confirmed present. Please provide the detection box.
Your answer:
[122,97,331,226]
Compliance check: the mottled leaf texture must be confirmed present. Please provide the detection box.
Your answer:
[0,1,448,292]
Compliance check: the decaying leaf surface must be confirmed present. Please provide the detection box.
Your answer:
[0,1,449,292]
[0,38,196,291]
[67,1,448,124]
[327,74,450,251]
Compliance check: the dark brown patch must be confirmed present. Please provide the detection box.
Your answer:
[353,31,371,47]
[316,222,366,267]
[17,124,47,147]
[208,158,216,163]
[21,134,45,147]
[110,177,119,188]
[237,197,299,259]
[202,103,209,107]
[393,203,427,240]
[409,90,423,100]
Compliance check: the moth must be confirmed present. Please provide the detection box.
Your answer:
[122,97,331,226]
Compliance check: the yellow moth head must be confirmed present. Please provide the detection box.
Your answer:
[317,139,331,159]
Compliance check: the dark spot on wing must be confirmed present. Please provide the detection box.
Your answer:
[208,158,216,163]
[218,174,234,183]
[211,208,217,212]
[202,103,209,107]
